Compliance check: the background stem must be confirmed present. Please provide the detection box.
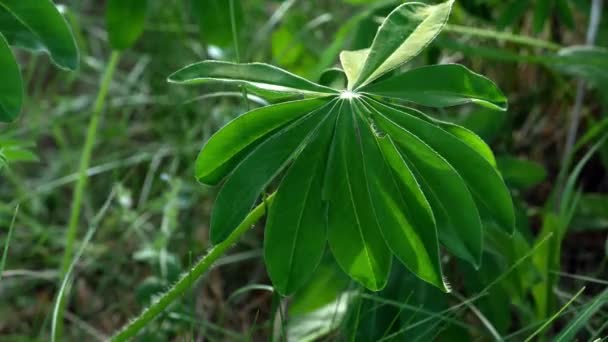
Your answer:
[60,51,121,275]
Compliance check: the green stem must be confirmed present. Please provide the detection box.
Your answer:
[444,24,562,51]
[111,193,275,341]
[60,51,121,275]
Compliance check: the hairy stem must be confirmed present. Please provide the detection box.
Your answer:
[60,51,121,275]
[111,193,275,341]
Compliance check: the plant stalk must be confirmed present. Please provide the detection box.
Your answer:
[111,193,275,341]
[444,24,562,50]
[60,51,121,275]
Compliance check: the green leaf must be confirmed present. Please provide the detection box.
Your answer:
[264,108,337,295]
[347,0,453,89]
[0,33,22,122]
[548,46,608,88]
[496,156,547,189]
[555,0,574,30]
[369,100,515,234]
[533,0,552,33]
[192,0,241,47]
[339,48,368,90]
[168,61,338,96]
[325,101,391,290]
[106,0,148,50]
[368,100,483,266]
[386,103,498,166]
[0,0,79,69]
[210,100,337,244]
[194,98,328,185]
[362,64,507,111]
[288,258,349,316]
[352,101,447,291]
[497,0,530,30]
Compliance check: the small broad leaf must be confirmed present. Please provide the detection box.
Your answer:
[264,107,337,295]
[369,101,483,266]
[352,102,447,291]
[362,64,508,111]
[168,61,338,97]
[367,99,515,234]
[325,101,391,291]
[347,0,454,89]
[0,0,79,70]
[106,0,148,50]
[210,100,337,244]
[0,33,22,122]
[195,98,328,185]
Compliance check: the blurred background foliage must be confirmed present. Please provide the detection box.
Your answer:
[0,0,607,340]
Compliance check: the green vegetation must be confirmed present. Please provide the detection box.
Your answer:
[1,0,607,341]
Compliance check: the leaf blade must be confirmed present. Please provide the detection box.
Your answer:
[367,100,483,266]
[362,64,507,111]
[210,100,338,244]
[0,0,79,69]
[353,101,447,291]
[350,0,454,89]
[367,99,515,235]
[195,98,328,185]
[0,33,22,122]
[325,101,391,290]
[168,61,338,96]
[106,0,148,50]
[264,107,337,295]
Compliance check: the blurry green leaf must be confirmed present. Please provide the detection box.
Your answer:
[346,0,454,89]
[168,61,338,96]
[194,98,328,185]
[210,101,336,244]
[496,156,547,190]
[533,0,552,33]
[264,109,337,295]
[555,0,574,30]
[106,0,148,50]
[325,102,392,290]
[192,0,241,47]
[0,33,22,122]
[458,108,507,143]
[497,0,530,30]
[0,0,78,69]
[271,25,304,66]
[571,194,608,231]
[362,64,508,111]
[549,46,608,87]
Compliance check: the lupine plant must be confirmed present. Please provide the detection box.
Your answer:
[112,1,516,339]
[169,0,514,293]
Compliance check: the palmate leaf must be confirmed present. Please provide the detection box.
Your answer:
[171,0,514,295]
